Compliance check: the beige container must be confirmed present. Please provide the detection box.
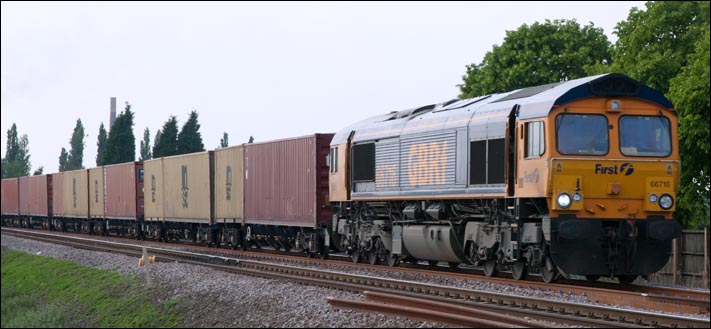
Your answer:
[89,167,105,218]
[144,158,164,220]
[213,145,244,223]
[62,169,89,218]
[162,151,213,223]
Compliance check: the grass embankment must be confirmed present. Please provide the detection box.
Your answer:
[1,249,182,328]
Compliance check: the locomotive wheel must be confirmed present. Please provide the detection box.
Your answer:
[385,254,400,267]
[541,257,560,283]
[351,248,361,264]
[483,260,497,277]
[617,275,638,285]
[368,248,378,265]
[511,260,527,280]
[585,275,600,282]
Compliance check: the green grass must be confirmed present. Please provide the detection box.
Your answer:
[1,249,182,328]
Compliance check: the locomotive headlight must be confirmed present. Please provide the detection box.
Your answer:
[557,193,572,209]
[610,100,621,111]
[659,194,674,210]
[648,193,658,203]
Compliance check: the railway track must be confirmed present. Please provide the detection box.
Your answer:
[3,228,708,328]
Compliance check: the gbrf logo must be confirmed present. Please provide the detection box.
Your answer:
[594,163,635,176]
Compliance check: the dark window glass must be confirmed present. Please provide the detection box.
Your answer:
[334,147,338,173]
[352,143,375,182]
[619,116,671,157]
[138,169,144,181]
[488,138,505,184]
[556,114,609,155]
[470,140,486,184]
[525,121,545,158]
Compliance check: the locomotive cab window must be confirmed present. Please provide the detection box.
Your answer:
[329,147,338,173]
[525,121,545,158]
[619,115,671,157]
[352,143,375,182]
[556,114,609,155]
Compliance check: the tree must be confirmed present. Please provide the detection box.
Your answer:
[96,122,108,166]
[610,1,710,228]
[177,110,204,154]
[248,136,254,143]
[105,102,136,165]
[33,166,44,176]
[458,19,611,98]
[152,116,179,158]
[668,23,710,229]
[140,127,152,161]
[609,1,709,94]
[220,132,229,148]
[66,119,85,170]
[1,124,31,178]
[58,147,68,172]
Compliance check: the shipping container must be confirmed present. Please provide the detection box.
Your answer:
[144,158,164,220]
[19,176,30,215]
[214,145,244,222]
[27,175,51,217]
[89,167,105,218]
[162,151,213,223]
[51,173,63,217]
[62,169,89,218]
[1,178,19,215]
[104,161,144,220]
[244,134,333,227]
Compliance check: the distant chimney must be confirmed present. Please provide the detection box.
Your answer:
[110,97,117,128]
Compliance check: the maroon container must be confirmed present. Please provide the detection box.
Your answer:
[51,173,63,217]
[19,176,29,215]
[1,178,19,215]
[27,175,51,217]
[244,133,333,227]
[104,161,144,220]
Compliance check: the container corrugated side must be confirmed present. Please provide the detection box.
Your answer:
[19,176,29,215]
[162,151,213,223]
[62,169,89,218]
[28,175,50,217]
[89,167,105,218]
[1,178,19,215]
[214,145,244,222]
[51,173,63,217]
[144,158,164,220]
[104,161,143,220]
[244,134,334,227]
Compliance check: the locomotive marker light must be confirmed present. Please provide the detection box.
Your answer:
[659,194,674,210]
[572,192,582,202]
[648,193,658,203]
[607,99,622,112]
[557,193,572,209]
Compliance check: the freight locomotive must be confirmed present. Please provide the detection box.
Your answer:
[1,73,682,284]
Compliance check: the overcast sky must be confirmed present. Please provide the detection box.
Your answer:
[1,1,645,173]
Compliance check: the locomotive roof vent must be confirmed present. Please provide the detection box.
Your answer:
[589,74,640,96]
[493,81,563,103]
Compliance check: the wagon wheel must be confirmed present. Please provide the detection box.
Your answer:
[511,260,527,281]
[318,237,329,260]
[385,254,400,267]
[351,248,361,264]
[427,260,439,267]
[541,257,560,283]
[617,275,638,285]
[585,275,600,282]
[483,260,497,277]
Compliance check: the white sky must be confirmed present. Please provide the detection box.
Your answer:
[1,1,645,173]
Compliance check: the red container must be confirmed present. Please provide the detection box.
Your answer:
[244,134,333,227]
[28,175,51,217]
[1,178,19,215]
[19,176,30,215]
[51,173,63,217]
[104,161,144,220]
